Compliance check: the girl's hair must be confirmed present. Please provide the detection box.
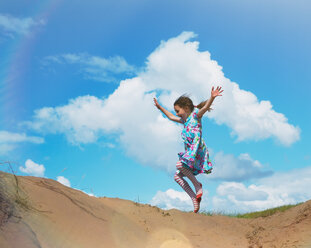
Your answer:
[174,94,212,112]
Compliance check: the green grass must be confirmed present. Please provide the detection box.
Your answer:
[200,203,302,219]
[234,203,302,219]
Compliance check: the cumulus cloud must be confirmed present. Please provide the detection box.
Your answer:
[19,159,45,177]
[0,130,44,155]
[0,13,45,35]
[208,152,273,181]
[150,188,209,212]
[27,96,109,144]
[140,32,300,146]
[44,53,137,83]
[213,166,311,213]
[27,32,299,172]
[150,189,192,211]
[57,176,71,187]
[27,89,182,172]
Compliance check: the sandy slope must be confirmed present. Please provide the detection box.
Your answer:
[1,172,311,248]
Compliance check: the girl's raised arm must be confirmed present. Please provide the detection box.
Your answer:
[153,98,183,124]
[197,86,223,119]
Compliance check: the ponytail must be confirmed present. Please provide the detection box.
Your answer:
[196,100,212,112]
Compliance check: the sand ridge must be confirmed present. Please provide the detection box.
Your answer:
[1,172,311,248]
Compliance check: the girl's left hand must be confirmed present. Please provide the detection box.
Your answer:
[211,86,224,98]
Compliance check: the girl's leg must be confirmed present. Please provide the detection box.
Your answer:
[176,161,203,199]
[174,162,200,213]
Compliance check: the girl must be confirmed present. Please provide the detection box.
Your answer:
[153,86,223,213]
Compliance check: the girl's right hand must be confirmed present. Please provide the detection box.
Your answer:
[153,98,161,109]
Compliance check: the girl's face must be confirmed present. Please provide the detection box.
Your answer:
[174,105,191,121]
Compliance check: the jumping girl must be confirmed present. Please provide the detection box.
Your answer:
[153,86,223,213]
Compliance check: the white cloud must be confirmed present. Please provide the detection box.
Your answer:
[150,188,209,212]
[44,53,137,83]
[27,89,182,172]
[0,13,45,35]
[140,32,300,146]
[57,176,71,187]
[27,32,299,172]
[27,96,108,144]
[0,130,44,144]
[0,130,44,155]
[208,152,273,181]
[19,159,45,177]
[212,166,311,213]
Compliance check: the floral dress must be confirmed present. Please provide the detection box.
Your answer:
[178,107,213,176]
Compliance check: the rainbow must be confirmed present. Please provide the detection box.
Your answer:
[0,0,62,128]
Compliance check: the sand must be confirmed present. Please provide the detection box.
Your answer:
[1,171,311,248]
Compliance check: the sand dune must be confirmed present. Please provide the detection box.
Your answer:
[1,171,311,248]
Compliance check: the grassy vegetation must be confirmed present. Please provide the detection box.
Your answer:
[234,203,302,219]
[0,162,34,215]
[200,203,302,219]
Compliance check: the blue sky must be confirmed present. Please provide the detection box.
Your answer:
[1,0,311,213]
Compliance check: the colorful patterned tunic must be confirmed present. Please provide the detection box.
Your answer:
[178,107,213,175]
